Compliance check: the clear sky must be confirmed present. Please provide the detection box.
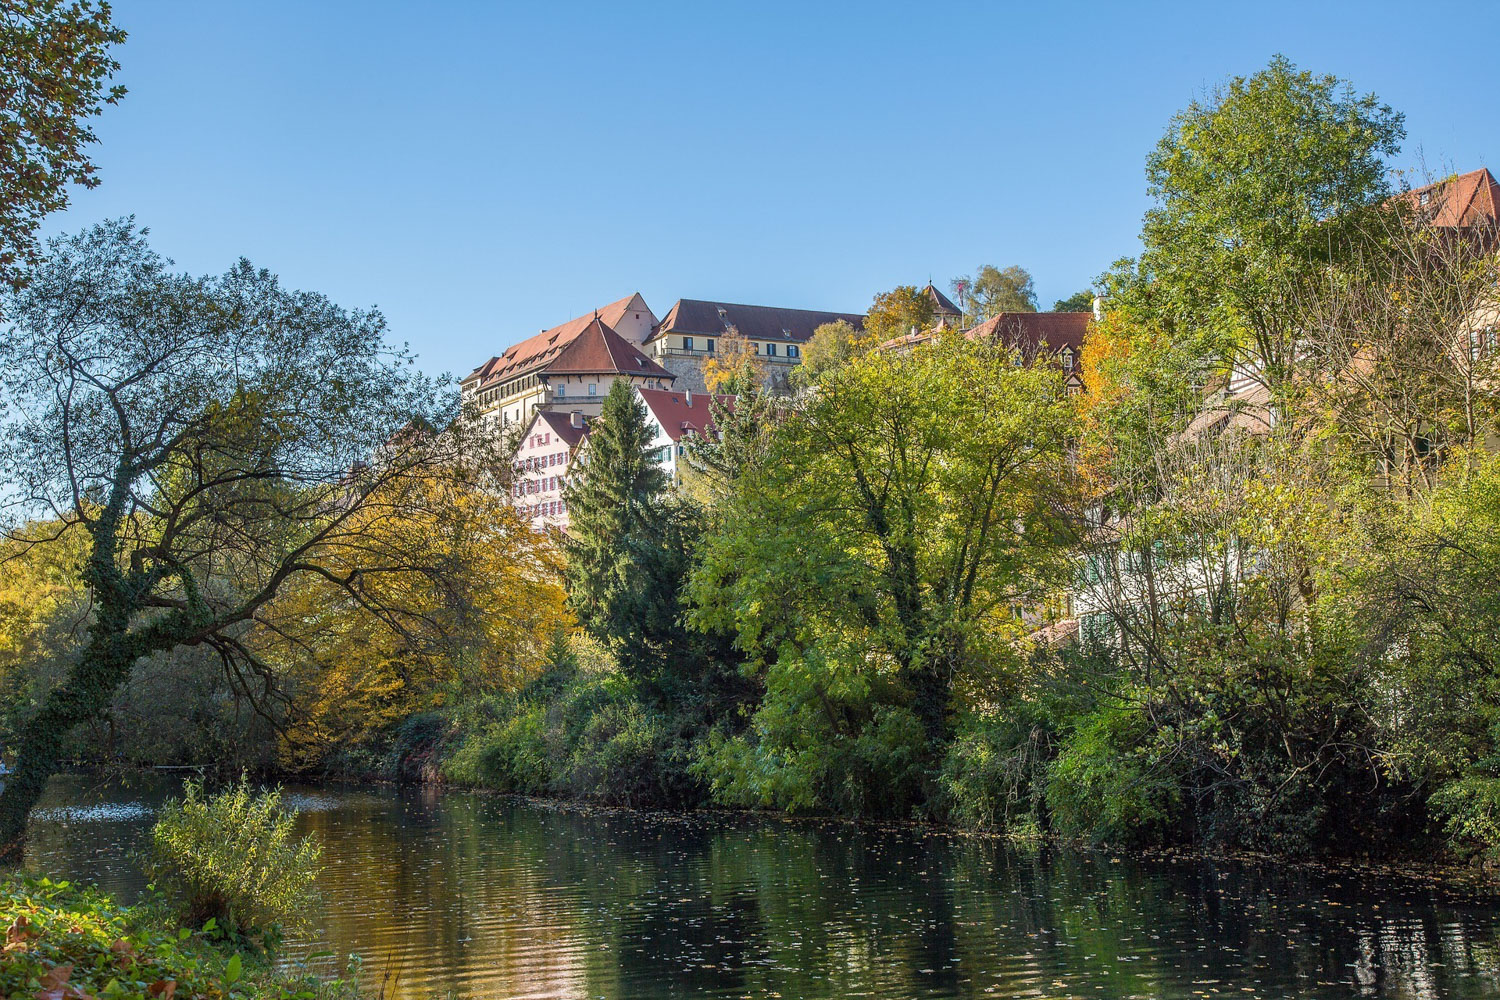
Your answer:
[40,0,1496,383]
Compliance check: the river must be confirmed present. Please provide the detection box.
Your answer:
[18,774,1500,999]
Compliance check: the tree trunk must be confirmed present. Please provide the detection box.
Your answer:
[0,637,139,861]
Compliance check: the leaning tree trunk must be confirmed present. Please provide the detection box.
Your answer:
[0,486,139,862]
[0,630,140,861]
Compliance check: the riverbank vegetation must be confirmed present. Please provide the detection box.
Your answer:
[0,876,363,1000]
[2,780,348,998]
[4,49,1500,869]
[417,56,1500,863]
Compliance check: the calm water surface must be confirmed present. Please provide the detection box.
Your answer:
[21,774,1500,1000]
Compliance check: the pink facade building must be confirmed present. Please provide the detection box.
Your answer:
[513,409,591,531]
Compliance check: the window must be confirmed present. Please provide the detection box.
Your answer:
[787,344,799,358]
[557,384,566,397]
[684,337,695,351]
[766,343,778,357]
[588,383,597,396]
[753,343,761,354]
[706,338,715,354]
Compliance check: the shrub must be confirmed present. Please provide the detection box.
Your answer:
[938,710,1055,834]
[442,704,554,793]
[145,776,322,940]
[563,700,702,807]
[694,703,925,819]
[1430,776,1500,861]
[1046,705,1182,846]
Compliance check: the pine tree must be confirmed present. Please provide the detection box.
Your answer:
[562,381,749,713]
[562,380,667,648]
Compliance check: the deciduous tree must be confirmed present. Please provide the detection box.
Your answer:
[0,220,458,855]
[0,0,126,292]
[952,265,1037,325]
[691,333,1080,812]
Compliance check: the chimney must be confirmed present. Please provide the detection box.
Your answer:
[685,388,693,406]
[1092,295,1104,322]
[570,410,582,429]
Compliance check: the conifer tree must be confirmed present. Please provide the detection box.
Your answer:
[562,380,667,649]
[562,381,747,712]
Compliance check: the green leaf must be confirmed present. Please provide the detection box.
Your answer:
[225,952,243,986]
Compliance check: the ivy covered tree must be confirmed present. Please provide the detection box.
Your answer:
[0,220,462,856]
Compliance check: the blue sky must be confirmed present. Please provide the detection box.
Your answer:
[41,1,1496,382]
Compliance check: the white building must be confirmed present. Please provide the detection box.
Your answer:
[462,293,671,431]
[636,386,733,483]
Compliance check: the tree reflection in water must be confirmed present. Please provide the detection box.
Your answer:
[23,775,1500,999]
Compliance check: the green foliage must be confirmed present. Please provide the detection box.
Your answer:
[937,709,1055,833]
[862,284,936,344]
[562,380,745,713]
[1052,289,1095,312]
[566,700,701,807]
[1139,54,1404,398]
[695,701,926,818]
[1046,705,1182,847]
[1430,778,1500,862]
[690,331,1079,816]
[442,703,553,794]
[0,0,126,291]
[798,319,867,379]
[563,380,668,646]
[0,875,355,999]
[950,264,1037,325]
[144,778,322,941]
[437,651,708,809]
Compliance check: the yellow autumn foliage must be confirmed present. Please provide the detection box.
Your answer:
[263,469,570,769]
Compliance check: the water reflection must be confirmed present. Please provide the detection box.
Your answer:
[22,775,1500,999]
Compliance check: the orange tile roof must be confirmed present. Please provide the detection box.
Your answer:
[465,293,642,387]
[1400,168,1500,228]
[544,316,673,379]
[533,409,592,449]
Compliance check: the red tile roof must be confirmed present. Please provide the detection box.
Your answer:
[923,282,961,317]
[544,316,673,379]
[637,387,735,442]
[534,409,592,449]
[967,311,1090,357]
[651,299,864,345]
[1400,168,1500,228]
[464,293,643,387]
